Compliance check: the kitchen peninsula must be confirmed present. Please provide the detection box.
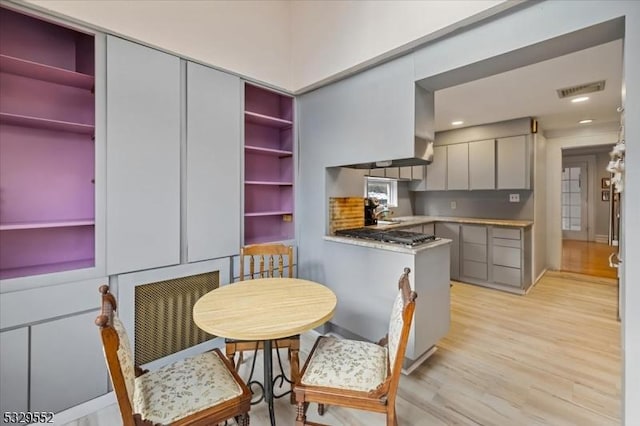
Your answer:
[322,231,451,373]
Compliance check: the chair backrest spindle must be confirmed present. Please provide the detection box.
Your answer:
[238,244,293,281]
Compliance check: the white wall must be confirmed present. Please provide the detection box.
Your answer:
[22,0,507,92]
[546,130,618,270]
[533,132,547,282]
[290,0,505,91]
[23,0,292,89]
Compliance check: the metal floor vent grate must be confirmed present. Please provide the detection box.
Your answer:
[134,271,219,365]
[557,80,606,98]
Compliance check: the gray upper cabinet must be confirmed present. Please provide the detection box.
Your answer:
[106,36,181,274]
[426,145,447,191]
[299,55,415,167]
[446,143,469,190]
[186,62,241,262]
[468,139,496,190]
[0,328,28,418]
[497,135,530,189]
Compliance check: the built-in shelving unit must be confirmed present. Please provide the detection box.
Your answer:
[243,83,294,245]
[0,6,96,280]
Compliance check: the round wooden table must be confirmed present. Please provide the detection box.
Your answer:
[193,278,337,426]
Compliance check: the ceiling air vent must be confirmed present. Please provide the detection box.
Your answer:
[557,80,606,98]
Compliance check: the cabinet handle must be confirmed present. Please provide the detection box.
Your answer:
[608,252,621,268]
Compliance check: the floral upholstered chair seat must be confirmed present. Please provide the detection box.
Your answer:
[133,351,243,424]
[300,336,388,392]
[98,286,251,426]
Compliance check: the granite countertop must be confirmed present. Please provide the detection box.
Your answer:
[323,235,452,254]
[369,215,533,229]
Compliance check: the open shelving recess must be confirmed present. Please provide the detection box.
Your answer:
[0,6,97,280]
[0,54,94,90]
[243,83,294,244]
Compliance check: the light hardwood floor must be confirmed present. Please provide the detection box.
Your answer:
[562,239,618,279]
[66,272,620,425]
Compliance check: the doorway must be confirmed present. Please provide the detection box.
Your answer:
[561,161,588,240]
[560,146,617,278]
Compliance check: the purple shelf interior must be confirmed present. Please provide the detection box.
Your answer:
[0,6,96,280]
[0,72,95,129]
[0,54,94,89]
[245,83,293,122]
[0,7,95,75]
[245,185,293,214]
[245,123,292,152]
[0,226,95,279]
[0,125,95,224]
[245,152,292,182]
[245,145,292,157]
[244,215,294,245]
[245,111,292,129]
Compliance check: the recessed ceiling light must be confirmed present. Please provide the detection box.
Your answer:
[571,96,590,103]
[451,120,464,126]
[579,119,594,124]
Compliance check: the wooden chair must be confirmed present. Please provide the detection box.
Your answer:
[95,285,252,426]
[225,243,300,403]
[293,267,417,426]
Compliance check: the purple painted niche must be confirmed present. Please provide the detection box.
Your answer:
[244,83,295,244]
[0,6,96,280]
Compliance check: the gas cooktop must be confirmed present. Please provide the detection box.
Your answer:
[335,228,436,246]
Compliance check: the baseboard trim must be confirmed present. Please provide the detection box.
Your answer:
[51,392,115,425]
[403,346,438,375]
[595,234,608,244]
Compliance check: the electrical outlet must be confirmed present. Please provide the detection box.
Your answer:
[450,201,457,209]
[509,193,520,203]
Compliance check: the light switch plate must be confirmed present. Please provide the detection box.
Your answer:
[450,201,457,209]
[509,193,520,203]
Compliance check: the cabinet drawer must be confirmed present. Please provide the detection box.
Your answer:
[492,237,521,248]
[462,225,487,244]
[493,265,522,287]
[463,242,487,262]
[493,227,521,240]
[463,260,487,281]
[493,246,521,268]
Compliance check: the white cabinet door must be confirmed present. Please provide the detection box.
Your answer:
[426,145,447,191]
[186,62,241,262]
[469,139,496,190]
[0,328,28,418]
[106,36,181,274]
[497,135,530,189]
[446,143,469,190]
[30,311,108,413]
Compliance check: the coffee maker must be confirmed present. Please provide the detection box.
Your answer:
[364,197,378,226]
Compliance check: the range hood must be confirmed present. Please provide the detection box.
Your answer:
[344,138,434,169]
[343,84,434,169]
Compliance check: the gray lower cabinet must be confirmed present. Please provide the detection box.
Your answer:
[106,36,181,274]
[0,328,28,422]
[186,62,241,262]
[491,227,523,287]
[461,225,488,281]
[30,310,108,413]
[435,222,460,280]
